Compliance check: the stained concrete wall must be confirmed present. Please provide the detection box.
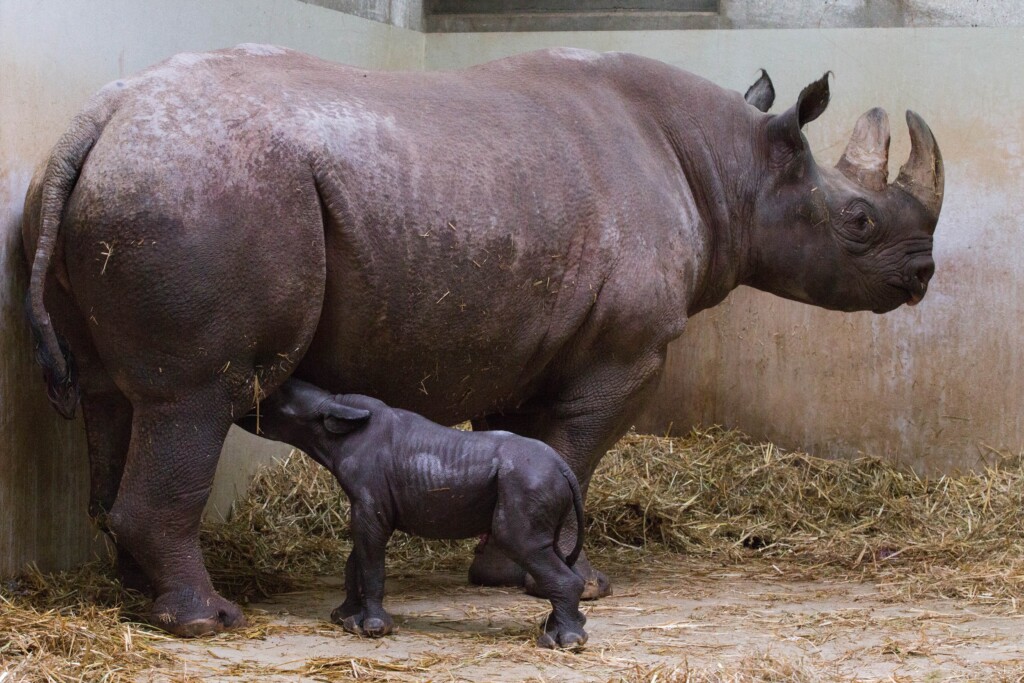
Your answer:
[0,0,423,574]
[425,28,1023,472]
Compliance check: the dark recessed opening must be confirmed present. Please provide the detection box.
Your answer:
[424,1,722,32]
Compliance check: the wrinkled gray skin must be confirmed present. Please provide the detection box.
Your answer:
[23,45,943,636]
[237,378,587,649]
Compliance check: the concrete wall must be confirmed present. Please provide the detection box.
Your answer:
[0,0,423,574]
[426,27,1023,472]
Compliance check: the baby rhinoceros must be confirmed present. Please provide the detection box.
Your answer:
[241,378,588,649]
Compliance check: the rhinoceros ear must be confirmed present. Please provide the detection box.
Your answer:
[321,399,371,435]
[794,72,831,127]
[744,69,775,113]
[766,72,831,159]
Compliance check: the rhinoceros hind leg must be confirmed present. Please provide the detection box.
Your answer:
[79,390,153,594]
[106,387,244,637]
[468,538,527,587]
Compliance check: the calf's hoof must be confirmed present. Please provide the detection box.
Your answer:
[150,588,246,637]
[537,621,588,650]
[330,599,361,624]
[333,608,395,638]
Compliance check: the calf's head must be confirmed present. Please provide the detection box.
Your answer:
[746,74,944,313]
[239,379,371,466]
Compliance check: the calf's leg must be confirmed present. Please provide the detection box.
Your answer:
[491,486,586,649]
[330,550,363,624]
[472,347,666,599]
[335,502,394,638]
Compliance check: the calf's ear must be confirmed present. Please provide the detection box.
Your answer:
[321,400,371,435]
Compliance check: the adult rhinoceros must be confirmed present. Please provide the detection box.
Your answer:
[23,45,943,636]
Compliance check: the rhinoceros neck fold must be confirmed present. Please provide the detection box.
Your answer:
[654,97,759,317]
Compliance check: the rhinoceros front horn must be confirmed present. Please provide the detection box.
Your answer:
[836,107,890,192]
[894,110,945,224]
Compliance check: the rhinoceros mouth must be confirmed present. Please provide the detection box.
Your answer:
[870,283,922,314]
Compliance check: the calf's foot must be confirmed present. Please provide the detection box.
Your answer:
[150,586,246,637]
[330,596,362,623]
[537,611,588,650]
[333,607,395,638]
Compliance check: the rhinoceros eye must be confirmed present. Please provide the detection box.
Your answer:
[842,204,876,240]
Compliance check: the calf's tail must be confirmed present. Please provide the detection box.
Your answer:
[553,458,585,569]
[26,101,112,418]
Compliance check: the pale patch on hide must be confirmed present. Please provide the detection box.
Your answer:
[411,451,461,488]
[234,43,288,57]
[550,47,602,62]
[304,100,399,154]
[139,51,228,85]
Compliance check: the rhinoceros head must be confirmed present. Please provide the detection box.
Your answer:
[747,74,944,314]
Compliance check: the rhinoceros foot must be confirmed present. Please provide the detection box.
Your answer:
[149,587,246,637]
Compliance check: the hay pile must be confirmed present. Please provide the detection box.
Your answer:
[0,563,172,682]
[590,428,1024,604]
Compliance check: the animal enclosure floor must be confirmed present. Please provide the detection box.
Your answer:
[147,557,1024,682]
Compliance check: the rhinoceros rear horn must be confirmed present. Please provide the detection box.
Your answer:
[894,110,944,224]
[836,108,891,192]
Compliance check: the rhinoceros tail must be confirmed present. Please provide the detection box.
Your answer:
[26,106,109,419]
[553,457,586,569]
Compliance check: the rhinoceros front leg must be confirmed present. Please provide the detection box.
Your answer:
[470,347,667,600]
[106,387,244,636]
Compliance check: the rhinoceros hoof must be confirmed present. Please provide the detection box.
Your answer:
[580,572,611,601]
[150,588,246,637]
